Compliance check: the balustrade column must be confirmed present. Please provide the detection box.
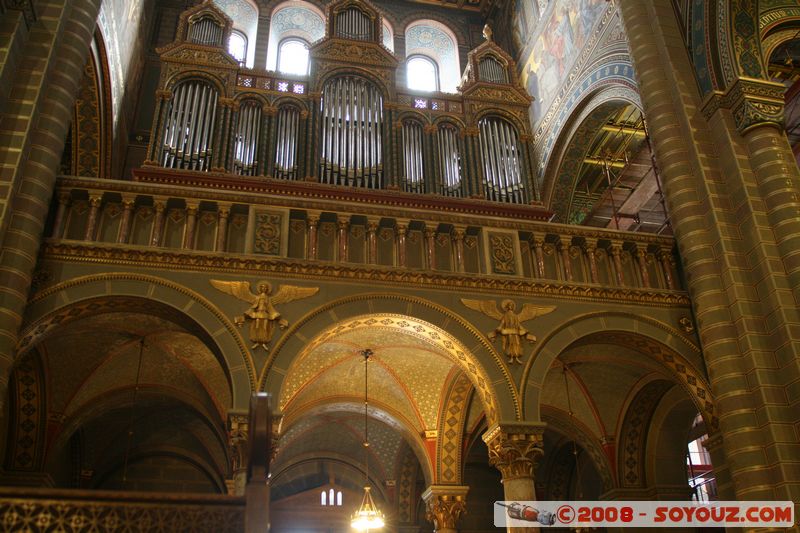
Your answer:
[146,90,172,164]
[483,424,545,533]
[425,227,437,270]
[396,222,408,268]
[337,219,349,262]
[51,191,71,239]
[452,227,466,273]
[609,241,625,286]
[367,218,379,264]
[184,204,198,249]
[117,199,135,244]
[306,213,320,260]
[636,248,651,288]
[532,237,545,278]
[583,238,599,284]
[658,246,676,290]
[422,486,469,533]
[83,196,102,241]
[150,201,166,247]
[216,206,230,252]
[558,238,573,281]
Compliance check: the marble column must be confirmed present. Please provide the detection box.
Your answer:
[422,485,469,533]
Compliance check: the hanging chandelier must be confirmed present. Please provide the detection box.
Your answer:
[351,348,385,531]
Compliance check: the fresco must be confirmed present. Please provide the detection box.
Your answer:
[515,0,607,124]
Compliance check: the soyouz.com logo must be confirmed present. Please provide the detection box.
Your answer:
[493,501,795,528]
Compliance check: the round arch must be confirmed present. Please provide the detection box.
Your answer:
[267,0,326,71]
[261,293,518,426]
[404,19,461,93]
[522,313,715,430]
[20,273,255,409]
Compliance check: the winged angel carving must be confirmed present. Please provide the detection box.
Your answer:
[211,280,318,351]
[461,299,556,364]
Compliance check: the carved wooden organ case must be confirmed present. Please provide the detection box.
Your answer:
[143,0,539,205]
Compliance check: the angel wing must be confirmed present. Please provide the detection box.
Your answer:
[460,298,503,320]
[271,285,319,305]
[516,304,557,323]
[210,280,258,304]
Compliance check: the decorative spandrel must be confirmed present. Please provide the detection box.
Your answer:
[461,298,555,363]
[210,280,318,350]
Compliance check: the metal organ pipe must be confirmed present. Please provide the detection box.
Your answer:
[189,18,223,46]
[275,106,300,180]
[160,80,218,171]
[478,117,524,204]
[234,101,261,176]
[478,57,508,84]
[336,7,371,41]
[320,76,383,188]
[437,125,461,196]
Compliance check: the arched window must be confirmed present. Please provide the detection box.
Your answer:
[382,21,394,52]
[321,490,327,505]
[228,31,247,64]
[336,490,342,506]
[278,39,310,75]
[405,21,461,93]
[407,56,438,92]
[329,488,334,504]
[213,0,258,68]
[267,2,325,71]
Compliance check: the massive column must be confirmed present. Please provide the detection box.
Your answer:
[483,423,545,533]
[0,0,103,420]
[618,0,800,509]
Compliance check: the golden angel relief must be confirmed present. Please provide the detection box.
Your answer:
[461,299,556,364]
[211,280,318,351]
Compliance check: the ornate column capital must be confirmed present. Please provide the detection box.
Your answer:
[482,423,545,481]
[701,77,785,134]
[422,485,469,532]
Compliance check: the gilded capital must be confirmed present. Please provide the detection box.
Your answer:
[422,486,469,531]
[483,423,545,481]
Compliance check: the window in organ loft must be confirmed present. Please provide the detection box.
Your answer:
[228,31,247,64]
[278,39,310,75]
[407,56,438,92]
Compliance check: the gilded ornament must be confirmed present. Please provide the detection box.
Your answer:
[461,298,556,363]
[210,280,318,350]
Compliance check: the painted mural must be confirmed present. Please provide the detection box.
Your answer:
[515,0,607,125]
[97,0,146,132]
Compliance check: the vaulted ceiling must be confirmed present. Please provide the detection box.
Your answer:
[400,0,497,13]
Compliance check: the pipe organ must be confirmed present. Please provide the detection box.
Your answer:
[335,7,373,41]
[188,16,224,46]
[478,56,508,84]
[479,116,524,204]
[275,106,300,180]
[320,76,384,188]
[401,121,425,193]
[233,100,262,176]
[161,80,219,171]
[145,0,539,206]
[436,124,463,197]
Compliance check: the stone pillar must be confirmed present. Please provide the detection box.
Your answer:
[227,413,248,496]
[558,237,572,282]
[216,205,230,252]
[583,238,599,284]
[422,485,469,533]
[425,227,437,270]
[452,226,466,273]
[306,213,319,260]
[657,246,675,290]
[483,423,545,533]
[608,241,624,286]
[531,237,545,278]
[83,196,102,241]
[337,218,349,262]
[635,248,650,288]
[183,204,198,250]
[367,218,379,264]
[150,201,166,247]
[117,198,135,244]
[396,221,408,267]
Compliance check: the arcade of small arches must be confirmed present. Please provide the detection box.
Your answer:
[5,275,717,530]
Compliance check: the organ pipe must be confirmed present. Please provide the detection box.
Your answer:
[336,7,371,41]
[401,121,424,193]
[275,106,300,180]
[479,117,524,204]
[478,57,508,84]
[320,76,383,188]
[161,80,219,171]
[234,100,262,176]
[189,17,223,46]
[437,125,462,197]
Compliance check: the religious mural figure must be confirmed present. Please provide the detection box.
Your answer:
[211,280,318,350]
[461,298,556,364]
